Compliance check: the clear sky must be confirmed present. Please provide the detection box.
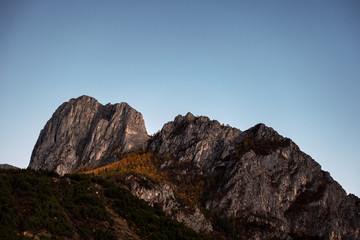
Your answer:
[1,1,359,196]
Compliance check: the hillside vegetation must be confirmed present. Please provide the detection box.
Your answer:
[83,151,167,183]
[0,168,212,240]
[80,151,216,208]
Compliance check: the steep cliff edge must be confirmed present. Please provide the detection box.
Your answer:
[29,95,149,175]
[29,96,360,239]
[148,113,360,239]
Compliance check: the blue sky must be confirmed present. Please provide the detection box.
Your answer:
[1,1,359,196]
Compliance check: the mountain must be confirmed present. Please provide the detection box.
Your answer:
[28,96,360,239]
[29,95,149,175]
[0,168,211,240]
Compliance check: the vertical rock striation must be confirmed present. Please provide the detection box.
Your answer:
[29,95,149,175]
[149,114,360,239]
[149,112,242,173]
[28,96,360,239]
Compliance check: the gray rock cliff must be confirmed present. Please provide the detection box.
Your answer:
[149,112,242,173]
[149,114,360,239]
[29,95,149,175]
[29,96,360,239]
[120,174,213,233]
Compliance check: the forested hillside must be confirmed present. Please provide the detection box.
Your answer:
[0,168,212,240]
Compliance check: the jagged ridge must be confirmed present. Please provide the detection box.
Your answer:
[29,95,149,175]
[29,96,360,240]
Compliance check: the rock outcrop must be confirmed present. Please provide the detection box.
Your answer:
[120,174,213,233]
[149,112,241,173]
[149,113,360,239]
[123,175,179,215]
[29,95,149,175]
[0,164,19,169]
[29,96,360,239]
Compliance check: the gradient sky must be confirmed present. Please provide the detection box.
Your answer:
[1,1,359,196]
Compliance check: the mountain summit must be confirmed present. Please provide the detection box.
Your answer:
[29,96,360,239]
[29,95,149,175]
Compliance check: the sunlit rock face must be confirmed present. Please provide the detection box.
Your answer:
[29,96,360,239]
[149,115,360,239]
[29,95,149,175]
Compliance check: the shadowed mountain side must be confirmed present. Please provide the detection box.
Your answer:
[29,96,360,239]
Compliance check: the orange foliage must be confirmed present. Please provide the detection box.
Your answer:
[80,150,216,208]
[83,151,166,182]
[173,175,206,206]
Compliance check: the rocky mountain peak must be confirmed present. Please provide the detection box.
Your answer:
[28,96,360,239]
[149,113,241,172]
[29,96,149,175]
[173,112,212,126]
[174,112,194,123]
[246,123,281,140]
[71,94,98,103]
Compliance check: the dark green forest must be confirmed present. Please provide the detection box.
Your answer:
[0,169,212,240]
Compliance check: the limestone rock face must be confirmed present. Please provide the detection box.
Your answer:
[28,97,360,239]
[149,115,360,239]
[121,174,213,233]
[204,123,358,239]
[29,96,149,175]
[149,112,242,173]
[175,207,213,233]
[124,175,179,215]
